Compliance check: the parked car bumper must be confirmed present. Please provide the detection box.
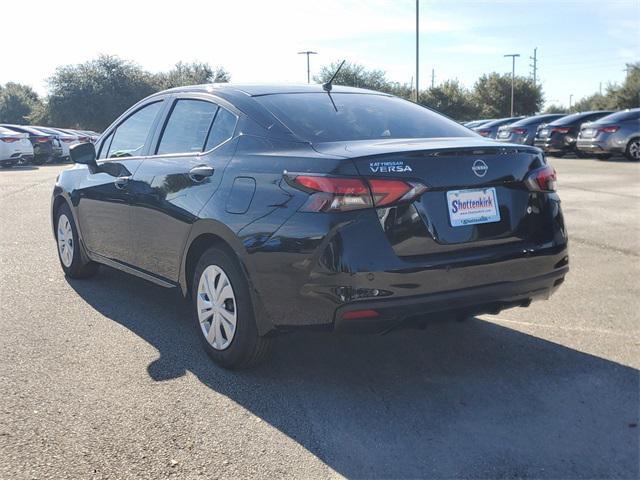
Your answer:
[577,137,625,155]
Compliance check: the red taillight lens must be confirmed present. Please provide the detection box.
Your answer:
[512,128,527,135]
[551,127,570,134]
[598,125,619,133]
[477,129,491,137]
[61,138,74,143]
[525,165,557,192]
[35,136,50,143]
[342,309,379,320]
[289,175,428,212]
[0,137,20,143]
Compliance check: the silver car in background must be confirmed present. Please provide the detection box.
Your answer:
[495,114,566,145]
[577,109,640,161]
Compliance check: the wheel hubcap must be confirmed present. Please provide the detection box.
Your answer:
[57,214,74,267]
[630,141,640,160]
[197,265,237,350]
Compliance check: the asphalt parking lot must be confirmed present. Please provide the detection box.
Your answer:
[1,158,638,479]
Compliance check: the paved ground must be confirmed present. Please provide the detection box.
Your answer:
[1,158,638,479]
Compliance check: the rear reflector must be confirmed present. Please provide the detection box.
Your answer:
[525,165,557,192]
[288,174,428,212]
[342,309,379,320]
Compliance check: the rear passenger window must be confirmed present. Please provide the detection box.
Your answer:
[107,101,163,158]
[205,108,237,151]
[157,99,219,155]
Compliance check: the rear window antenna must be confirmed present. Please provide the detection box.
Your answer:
[322,60,346,92]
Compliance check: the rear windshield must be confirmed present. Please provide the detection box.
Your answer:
[255,93,475,142]
[511,115,563,126]
[593,110,640,123]
[549,112,611,126]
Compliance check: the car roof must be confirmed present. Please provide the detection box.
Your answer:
[156,83,390,97]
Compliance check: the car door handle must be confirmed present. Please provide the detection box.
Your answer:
[189,165,214,182]
[114,175,132,189]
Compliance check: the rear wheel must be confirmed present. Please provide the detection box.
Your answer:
[192,247,271,369]
[55,203,99,278]
[625,138,640,161]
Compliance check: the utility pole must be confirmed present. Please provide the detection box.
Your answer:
[529,47,537,86]
[431,68,435,89]
[504,53,520,116]
[297,51,317,84]
[599,82,602,95]
[569,94,574,111]
[415,0,420,102]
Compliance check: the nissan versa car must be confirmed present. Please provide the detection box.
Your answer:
[534,110,613,157]
[495,114,566,146]
[576,109,640,161]
[0,124,63,164]
[0,126,34,167]
[52,84,569,368]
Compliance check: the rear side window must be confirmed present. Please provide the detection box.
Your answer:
[106,101,163,158]
[157,99,219,155]
[204,107,237,151]
[256,93,474,142]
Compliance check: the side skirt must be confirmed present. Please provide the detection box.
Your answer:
[88,252,177,289]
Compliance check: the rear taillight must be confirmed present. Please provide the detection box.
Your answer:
[477,129,491,137]
[598,125,619,133]
[525,165,557,192]
[61,138,75,143]
[512,128,527,135]
[35,136,50,143]
[551,127,570,134]
[0,137,21,143]
[288,174,428,212]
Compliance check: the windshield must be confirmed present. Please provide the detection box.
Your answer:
[255,93,475,143]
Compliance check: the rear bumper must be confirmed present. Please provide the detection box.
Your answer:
[576,139,623,155]
[334,266,568,333]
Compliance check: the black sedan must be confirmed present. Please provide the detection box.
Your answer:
[52,84,569,368]
[473,116,524,139]
[534,111,613,157]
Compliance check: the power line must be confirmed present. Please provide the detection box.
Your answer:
[529,47,537,86]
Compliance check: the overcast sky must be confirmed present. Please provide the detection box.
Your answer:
[2,0,638,108]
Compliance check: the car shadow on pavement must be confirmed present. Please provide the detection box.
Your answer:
[67,266,639,479]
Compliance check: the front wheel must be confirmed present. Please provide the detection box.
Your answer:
[625,138,640,161]
[55,203,99,278]
[192,247,271,369]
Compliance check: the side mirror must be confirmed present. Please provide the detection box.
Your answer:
[70,142,97,167]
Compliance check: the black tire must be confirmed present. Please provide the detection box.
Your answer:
[625,138,640,162]
[55,203,99,278]
[192,246,271,369]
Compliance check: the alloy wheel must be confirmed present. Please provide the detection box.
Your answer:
[57,214,74,267]
[197,265,237,350]
[630,140,640,161]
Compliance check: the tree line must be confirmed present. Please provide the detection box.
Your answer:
[0,55,637,132]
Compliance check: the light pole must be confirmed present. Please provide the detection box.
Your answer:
[504,53,520,116]
[298,51,317,84]
[415,0,420,102]
[569,94,574,111]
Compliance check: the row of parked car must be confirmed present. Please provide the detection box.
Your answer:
[463,108,640,161]
[0,124,100,168]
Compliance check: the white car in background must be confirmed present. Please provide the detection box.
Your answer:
[0,126,34,167]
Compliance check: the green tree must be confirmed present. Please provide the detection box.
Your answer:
[570,92,614,113]
[543,104,567,114]
[473,73,543,118]
[611,62,639,109]
[314,61,392,92]
[420,80,479,121]
[0,82,41,124]
[154,61,230,90]
[43,55,157,131]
